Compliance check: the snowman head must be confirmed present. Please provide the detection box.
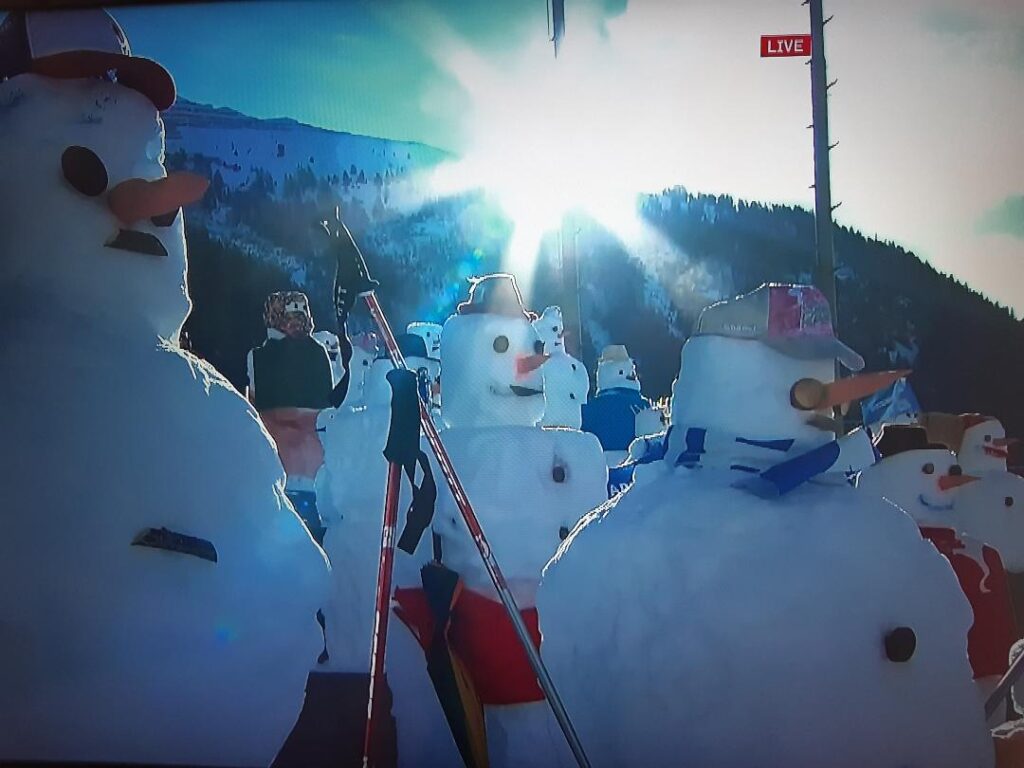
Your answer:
[672,284,901,445]
[596,345,640,393]
[312,330,340,361]
[0,74,206,343]
[534,306,565,354]
[959,415,1013,475]
[343,331,377,405]
[953,471,1024,571]
[440,274,548,428]
[407,321,442,361]
[858,425,979,526]
[363,334,434,408]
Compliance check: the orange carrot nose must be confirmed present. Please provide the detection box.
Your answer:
[791,370,912,411]
[108,172,209,226]
[938,473,979,491]
[516,353,550,376]
[994,437,1019,448]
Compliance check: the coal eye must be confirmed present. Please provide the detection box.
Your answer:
[151,208,180,227]
[552,465,566,483]
[922,463,935,475]
[551,325,558,332]
[362,360,369,367]
[61,145,108,197]
[569,393,576,400]
[558,525,569,540]
[534,340,545,355]
[949,464,963,476]
[985,435,993,443]
[571,363,577,371]
[493,335,509,353]
[1006,497,1014,508]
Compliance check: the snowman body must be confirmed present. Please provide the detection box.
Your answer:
[540,352,589,429]
[0,75,328,765]
[538,332,992,767]
[389,304,607,768]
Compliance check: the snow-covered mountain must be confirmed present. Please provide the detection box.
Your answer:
[167,99,1024,439]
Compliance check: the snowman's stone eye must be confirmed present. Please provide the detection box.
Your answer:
[949,464,963,476]
[493,336,509,353]
[985,435,993,443]
[552,325,558,332]
[559,525,569,541]
[552,465,566,483]
[884,626,916,663]
[1006,497,1014,508]
[571,363,577,371]
[570,393,576,400]
[922,463,935,475]
[62,145,108,197]
[362,360,369,367]
[619,369,624,375]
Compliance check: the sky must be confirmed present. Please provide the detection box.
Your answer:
[114,0,1024,315]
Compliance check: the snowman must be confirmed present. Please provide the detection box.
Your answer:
[859,425,1017,693]
[581,344,653,466]
[406,320,442,411]
[538,284,991,767]
[533,306,590,429]
[387,274,608,768]
[313,328,345,386]
[0,10,328,766]
[341,330,378,406]
[921,412,1017,477]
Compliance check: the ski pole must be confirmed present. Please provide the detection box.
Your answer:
[361,288,592,768]
[362,368,420,768]
[361,461,401,768]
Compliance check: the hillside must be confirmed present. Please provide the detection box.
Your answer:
[165,99,1024,435]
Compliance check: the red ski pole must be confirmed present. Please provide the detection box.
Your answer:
[361,460,401,768]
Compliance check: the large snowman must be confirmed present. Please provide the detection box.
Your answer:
[533,306,590,429]
[0,10,328,766]
[388,274,608,768]
[538,284,992,767]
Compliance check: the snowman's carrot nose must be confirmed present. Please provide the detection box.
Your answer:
[108,172,209,226]
[994,437,1019,448]
[516,353,549,376]
[938,472,978,491]
[791,370,911,411]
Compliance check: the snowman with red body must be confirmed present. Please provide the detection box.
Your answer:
[539,284,992,767]
[858,425,1018,695]
[387,274,607,768]
[533,306,590,429]
[0,10,328,765]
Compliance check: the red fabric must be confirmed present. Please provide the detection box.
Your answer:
[921,526,1017,679]
[394,586,544,705]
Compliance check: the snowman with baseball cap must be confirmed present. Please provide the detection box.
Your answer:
[539,283,991,767]
[0,9,328,765]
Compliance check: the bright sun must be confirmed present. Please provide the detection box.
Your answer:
[417,18,682,284]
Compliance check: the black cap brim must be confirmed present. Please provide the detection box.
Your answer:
[32,49,175,111]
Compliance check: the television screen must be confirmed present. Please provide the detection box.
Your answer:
[2,2,1023,766]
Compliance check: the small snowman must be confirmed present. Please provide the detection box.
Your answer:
[533,306,589,429]
[406,320,442,411]
[388,274,607,768]
[312,328,345,386]
[921,412,1017,477]
[539,284,991,767]
[0,10,328,765]
[859,425,1017,689]
[581,344,652,466]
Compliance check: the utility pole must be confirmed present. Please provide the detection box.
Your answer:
[559,219,584,357]
[807,0,843,432]
[808,0,836,321]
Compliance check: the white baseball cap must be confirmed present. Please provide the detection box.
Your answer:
[0,9,175,110]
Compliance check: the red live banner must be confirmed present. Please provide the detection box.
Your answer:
[760,34,812,57]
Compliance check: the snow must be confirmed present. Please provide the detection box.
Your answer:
[533,306,565,354]
[540,353,590,429]
[595,349,641,394]
[0,75,328,766]
[312,329,343,386]
[960,417,1010,476]
[953,472,1024,572]
[406,321,443,360]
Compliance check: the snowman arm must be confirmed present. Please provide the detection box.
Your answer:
[245,350,256,404]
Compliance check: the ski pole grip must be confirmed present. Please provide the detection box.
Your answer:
[384,368,421,467]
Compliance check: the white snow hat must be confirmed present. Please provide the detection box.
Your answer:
[0,9,175,110]
[696,283,865,371]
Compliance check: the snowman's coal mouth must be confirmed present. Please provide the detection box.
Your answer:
[510,385,543,397]
[106,229,168,258]
[918,494,954,512]
[132,526,218,563]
